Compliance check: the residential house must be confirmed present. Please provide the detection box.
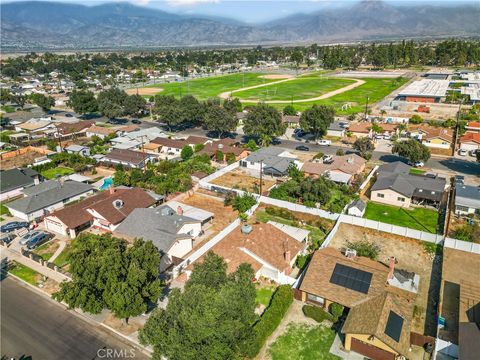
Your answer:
[111,127,165,146]
[459,132,480,152]
[370,162,448,208]
[5,180,94,221]
[410,125,453,149]
[15,119,56,138]
[86,125,119,139]
[199,142,250,162]
[187,223,307,283]
[102,148,156,169]
[44,187,156,238]
[327,121,346,137]
[298,247,420,360]
[454,184,480,216]
[164,200,214,225]
[282,115,300,128]
[0,168,40,201]
[114,205,206,271]
[239,147,300,177]
[151,137,188,158]
[348,122,372,138]
[54,120,95,139]
[347,199,366,217]
[64,144,90,157]
[301,154,366,184]
[465,121,480,133]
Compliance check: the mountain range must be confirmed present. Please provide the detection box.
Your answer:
[1,0,479,51]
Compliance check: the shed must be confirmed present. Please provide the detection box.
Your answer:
[347,199,366,217]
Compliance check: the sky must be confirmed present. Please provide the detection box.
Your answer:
[7,0,477,23]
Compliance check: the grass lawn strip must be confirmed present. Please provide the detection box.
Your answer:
[0,203,11,216]
[364,202,438,233]
[410,168,426,175]
[8,261,41,286]
[41,166,75,180]
[268,324,340,360]
[52,239,76,268]
[256,286,276,307]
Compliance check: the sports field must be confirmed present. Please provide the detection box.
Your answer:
[232,77,354,101]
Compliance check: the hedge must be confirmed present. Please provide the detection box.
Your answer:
[244,285,293,358]
[302,305,334,323]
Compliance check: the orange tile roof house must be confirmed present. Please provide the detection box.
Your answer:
[298,247,421,360]
[198,142,250,161]
[411,124,453,149]
[465,121,480,133]
[459,132,480,152]
[348,122,372,138]
[301,154,366,184]
[44,187,156,238]
[86,125,120,139]
[186,223,307,283]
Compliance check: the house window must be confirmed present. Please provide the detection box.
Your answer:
[397,197,405,202]
[307,293,324,305]
[377,193,385,198]
[250,161,255,165]
[456,205,469,212]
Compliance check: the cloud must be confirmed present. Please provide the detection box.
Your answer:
[131,0,151,5]
[167,0,220,6]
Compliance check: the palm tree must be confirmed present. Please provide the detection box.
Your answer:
[260,134,272,147]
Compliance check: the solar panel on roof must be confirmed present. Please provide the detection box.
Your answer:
[329,263,373,294]
[385,311,404,342]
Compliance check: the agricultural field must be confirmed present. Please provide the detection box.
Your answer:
[233,77,354,101]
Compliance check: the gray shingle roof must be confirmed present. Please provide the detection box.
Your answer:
[349,199,366,212]
[114,207,200,253]
[245,147,295,175]
[377,161,411,175]
[0,168,38,193]
[6,180,93,214]
[328,121,345,132]
[455,184,480,209]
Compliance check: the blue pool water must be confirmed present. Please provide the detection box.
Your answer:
[99,177,113,190]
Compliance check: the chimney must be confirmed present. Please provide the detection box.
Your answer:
[284,250,291,263]
[177,206,183,216]
[109,187,115,195]
[388,256,396,280]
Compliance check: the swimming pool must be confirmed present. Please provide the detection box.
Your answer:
[99,177,113,190]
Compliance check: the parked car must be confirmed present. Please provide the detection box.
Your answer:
[19,231,40,245]
[458,149,467,156]
[131,119,142,124]
[469,149,478,157]
[0,221,29,233]
[295,145,309,151]
[317,140,332,146]
[322,155,333,164]
[26,232,51,250]
[65,113,73,118]
[0,233,16,245]
[374,134,383,140]
[412,161,424,167]
[455,175,465,184]
[383,134,392,140]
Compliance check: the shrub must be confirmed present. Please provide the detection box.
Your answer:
[336,149,345,156]
[409,114,424,124]
[194,143,204,152]
[313,152,324,160]
[181,145,194,160]
[295,254,310,270]
[345,239,380,260]
[231,193,257,213]
[302,305,333,323]
[226,152,236,164]
[216,149,224,162]
[265,206,296,220]
[329,303,344,321]
[244,285,293,358]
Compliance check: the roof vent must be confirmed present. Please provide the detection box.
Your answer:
[345,248,357,259]
[241,224,253,234]
[113,199,124,209]
[160,207,174,216]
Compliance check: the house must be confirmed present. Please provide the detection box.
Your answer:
[454,184,480,216]
[416,125,453,149]
[102,148,156,169]
[371,162,448,208]
[114,205,204,271]
[44,187,156,238]
[348,122,372,138]
[298,248,420,360]
[239,147,300,177]
[54,121,95,138]
[15,119,56,138]
[347,199,366,217]
[301,154,366,184]
[64,144,90,157]
[187,222,307,283]
[86,125,119,139]
[282,115,300,128]
[5,180,94,221]
[0,168,40,201]
[327,121,346,137]
[164,200,214,225]
[199,142,250,162]
[459,132,480,152]
[151,137,188,157]
[465,121,480,133]
[111,127,165,144]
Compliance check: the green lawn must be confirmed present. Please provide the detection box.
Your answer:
[33,241,56,261]
[1,105,16,113]
[233,77,354,101]
[364,202,439,233]
[8,262,41,286]
[53,239,76,268]
[256,286,276,307]
[268,324,340,360]
[0,203,11,217]
[148,72,277,100]
[409,168,426,175]
[41,166,75,180]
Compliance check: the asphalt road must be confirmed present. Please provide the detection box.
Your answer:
[1,276,149,360]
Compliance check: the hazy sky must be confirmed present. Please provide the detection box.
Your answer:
[7,0,477,23]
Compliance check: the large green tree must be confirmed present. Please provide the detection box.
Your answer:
[68,90,98,114]
[53,234,162,322]
[123,94,146,117]
[97,88,128,119]
[204,104,238,138]
[299,105,335,140]
[353,137,375,159]
[30,93,55,111]
[392,139,431,163]
[243,103,286,139]
[139,252,256,360]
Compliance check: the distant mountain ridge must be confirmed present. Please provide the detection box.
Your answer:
[1,0,479,51]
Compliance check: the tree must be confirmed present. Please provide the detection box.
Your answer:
[392,139,431,163]
[409,114,424,124]
[246,139,259,151]
[283,105,296,116]
[181,145,193,161]
[30,93,55,111]
[370,123,383,136]
[230,193,257,214]
[259,134,272,147]
[53,234,162,322]
[223,97,242,115]
[139,252,256,360]
[215,149,224,162]
[97,88,128,119]
[353,137,375,159]
[68,90,98,115]
[300,105,335,140]
[180,95,205,125]
[123,94,146,117]
[243,103,285,139]
[291,51,303,74]
[204,105,237,138]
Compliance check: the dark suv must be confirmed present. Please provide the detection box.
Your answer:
[0,221,29,233]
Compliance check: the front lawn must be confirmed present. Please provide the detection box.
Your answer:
[0,203,11,217]
[364,202,439,233]
[268,324,339,360]
[53,239,76,268]
[409,168,426,175]
[8,262,41,285]
[41,166,75,180]
[256,286,276,307]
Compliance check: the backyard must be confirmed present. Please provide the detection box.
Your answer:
[40,166,75,180]
[210,169,276,195]
[364,202,439,233]
[256,285,276,307]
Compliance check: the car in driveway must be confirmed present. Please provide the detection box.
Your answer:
[458,149,467,156]
[295,145,309,151]
[317,140,332,146]
[19,231,40,245]
[131,119,142,124]
[26,232,51,250]
[0,233,16,245]
[410,161,425,168]
[0,221,29,233]
[322,155,333,164]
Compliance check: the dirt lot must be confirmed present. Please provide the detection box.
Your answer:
[1,149,48,169]
[328,223,440,336]
[126,87,163,96]
[259,74,294,80]
[210,169,276,195]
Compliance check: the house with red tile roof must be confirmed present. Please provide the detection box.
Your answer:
[459,132,480,152]
[465,121,480,133]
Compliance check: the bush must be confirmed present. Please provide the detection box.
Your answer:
[313,152,324,160]
[216,149,224,162]
[181,145,194,161]
[244,285,293,358]
[409,114,424,124]
[302,305,333,323]
[295,254,310,270]
[232,193,257,213]
[194,143,204,152]
[265,206,296,221]
[226,152,236,164]
[329,303,344,321]
[345,239,380,260]
[336,149,344,156]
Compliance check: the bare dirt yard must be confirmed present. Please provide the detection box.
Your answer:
[1,149,49,169]
[210,169,276,195]
[126,87,163,96]
[328,223,440,337]
[259,74,294,80]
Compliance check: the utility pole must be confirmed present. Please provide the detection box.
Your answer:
[139,134,148,173]
[364,96,370,121]
[259,160,263,196]
[453,98,463,155]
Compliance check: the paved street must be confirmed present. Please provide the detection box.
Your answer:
[1,276,149,360]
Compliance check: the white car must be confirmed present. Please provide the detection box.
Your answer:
[383,134,391,140]
[458,149,467,156]
[317,140,331,146]
[413,161,425,167]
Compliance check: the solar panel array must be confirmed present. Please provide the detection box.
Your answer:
[329,263,373,294]
[385,311,404,342]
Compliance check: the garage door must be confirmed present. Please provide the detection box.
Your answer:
[351,338,395,360]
